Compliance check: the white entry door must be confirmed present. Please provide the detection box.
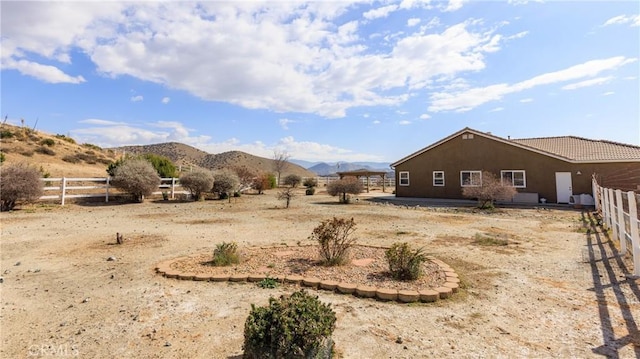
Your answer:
[555,172,572,203]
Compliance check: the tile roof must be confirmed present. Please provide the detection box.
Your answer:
[511,136,640,162]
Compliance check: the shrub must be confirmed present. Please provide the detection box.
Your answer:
[0,152,5,164]
[462,171,517,209]
[111,158,161,202]
[39,138,55,147]
[277,187,295,208]
[180,168,214,201]
[55,134,76,144]
[82,143,102,151]
[212,242,240,266]
[327,177,363,203]
[309,217,357,266]
[257,277,279,289]
[283,174,302,188]
[62,155,81,164]
[385,242,426,281]
[232,166,257,192]
[267,173,277,189]
[143,153,177,178]
[0,162,44,211]
[35,146,55,156]
[243,290,336,359]
[212,170,239,199]
[19,149,34,157]
[303,177,318,188]
[305,187,316,196]
[252,173,272,194]
[0,130,14,139]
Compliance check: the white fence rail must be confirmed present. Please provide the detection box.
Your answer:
[593,177,640,276]
[302,176,395,188]
[40,177,188,205]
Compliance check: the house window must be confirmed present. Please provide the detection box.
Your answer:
[433,171,445,186]
[501,170,526,188]
[460,171,482,186]
[399,171,410,186]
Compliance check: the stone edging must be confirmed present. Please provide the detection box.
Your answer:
[155,254,460,304]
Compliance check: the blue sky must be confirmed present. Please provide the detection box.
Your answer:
[1,1,639,163]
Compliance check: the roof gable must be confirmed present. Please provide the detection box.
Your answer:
[391,128,640,167]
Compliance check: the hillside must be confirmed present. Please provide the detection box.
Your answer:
[308,162,392,176]
[0,124,118,177]
[113,144,316,178]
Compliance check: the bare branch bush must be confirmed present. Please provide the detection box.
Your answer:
[462,171,517,209]
[309,217,357,266]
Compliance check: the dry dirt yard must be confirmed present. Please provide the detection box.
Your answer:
[1,190,638,358]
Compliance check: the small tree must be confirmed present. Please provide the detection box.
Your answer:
[462,171,517,209]
[251,173,271,194]
[327,177,363,203]
[111,158,161,202]
[106,157,128,176]
[277,187,295,208]
[243,290,336,359]
[233,166,257,192]
[309,217,357,266]
[283,174,302,188]
[180,168,214,201]
[272,150,290,186]
[385,242,426,281]
[212,170,239,200]
[143,153,177,178]
[0,162,44,211]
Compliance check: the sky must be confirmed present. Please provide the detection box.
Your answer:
[1,1,639,164]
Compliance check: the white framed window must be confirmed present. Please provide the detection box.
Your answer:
[460,171,482,186]
[399,171,410,186]
[433,171,445,186]
[501,170,526,188]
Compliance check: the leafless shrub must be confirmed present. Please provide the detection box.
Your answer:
[180,168,214,201]
[462,171,517,209]
[326,177,363,203]
[277,187,295,208]
[251,173,272,194]
[111,158,161,203]
[309,217,357,266]
[212,170,239,200]
[0,162,44,211]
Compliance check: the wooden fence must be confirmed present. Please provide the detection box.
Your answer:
[40,177,188,205]
[592,176,640,276]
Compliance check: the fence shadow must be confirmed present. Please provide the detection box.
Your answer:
[583,211,640,358]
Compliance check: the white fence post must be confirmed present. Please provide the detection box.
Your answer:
[627,192,640,276]
[608,189,617,232]
[105,177,110,203]
[592,177,600,211]
[602,188,610,228]
[615,190,626,253]
[171,178,176,200]
[61,177,67,206]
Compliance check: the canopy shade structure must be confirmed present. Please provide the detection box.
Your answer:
[336,169,389,193]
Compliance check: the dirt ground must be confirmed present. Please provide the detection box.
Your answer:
[1,189,638,358]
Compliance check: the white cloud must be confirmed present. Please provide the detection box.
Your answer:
[442,0,465,12]
[519,98,533,103]
[78,119,126,126]
[399,120,412,125]
[2,59,85,84]
[279,118,295,130]
[407,18,421,27]
[561,76,613,90]
[2,2,520,118]
[602,15,640,27]
[161,97,170,104]
[130,95,143,102]
[489,107,504,112]
[372,120,381,124]
[363,5,398,20]
[428,56,636,112]
[419,114,431,119]
[602,91,615,96]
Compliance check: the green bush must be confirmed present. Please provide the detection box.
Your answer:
[212,242,240,266]
[243,290,336,359]
[257,277,279,289]
[305,188,316,195]
[0,162,44,211]
[111,158,161,203]
[82,143,102,151]
[309,217,357,266]
[143,153,177,178]
[55,134,76,144]
[0,152,5,164]
[267,174,277,189]
[1,130,14,139]
[35,146,56,156]
[39,138,55,147]
[385,242,426,281]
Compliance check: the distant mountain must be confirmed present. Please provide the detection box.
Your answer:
[306,161,392,176]
[113,143,316,177]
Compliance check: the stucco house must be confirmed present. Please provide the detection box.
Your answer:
[391,128,640,204]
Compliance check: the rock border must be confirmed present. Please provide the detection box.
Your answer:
[155,252,460,304]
